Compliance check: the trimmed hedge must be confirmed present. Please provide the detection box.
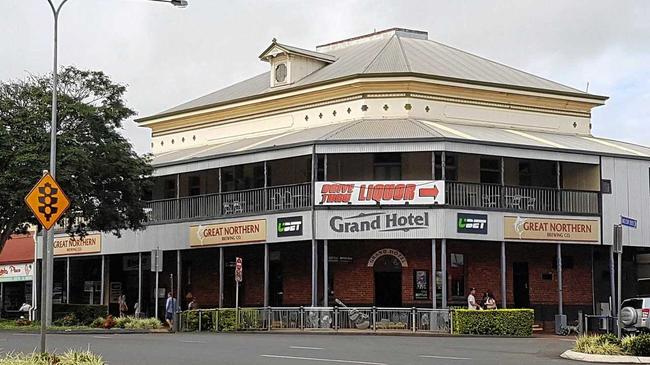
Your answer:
[452,309,534,336]
[53,304,108,326]
[184,309,264,332]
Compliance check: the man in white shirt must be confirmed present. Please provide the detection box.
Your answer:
[467,287,480,310]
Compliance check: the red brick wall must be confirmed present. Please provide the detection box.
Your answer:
[184,240,594,310]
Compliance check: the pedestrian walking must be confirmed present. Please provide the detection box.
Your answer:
[483,291,497,310]
[467,288,481,310]
[165,292,177,331]
[119,295,128,317]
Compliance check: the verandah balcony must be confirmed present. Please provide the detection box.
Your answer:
[445,182,600,214]
[143,181,599,224]
[145,182,312,223]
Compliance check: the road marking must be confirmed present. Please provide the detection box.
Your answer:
[180,340,207,344]
[419,355,472,360]
[14,333,38,336]
[261,354,387,365]
[290,346,324,350]
[92,336,112,339]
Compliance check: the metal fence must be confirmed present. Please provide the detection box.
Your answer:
[446,182,600,214]
[178,307,451,333]
[145,183,312,224]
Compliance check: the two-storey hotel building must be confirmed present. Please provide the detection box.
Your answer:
[40,28,650,330]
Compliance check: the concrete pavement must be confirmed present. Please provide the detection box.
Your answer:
[0,332,588,365]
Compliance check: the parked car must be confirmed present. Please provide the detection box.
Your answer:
[620,298,650,333]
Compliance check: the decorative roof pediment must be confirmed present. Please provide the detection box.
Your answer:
[259,39,337,63]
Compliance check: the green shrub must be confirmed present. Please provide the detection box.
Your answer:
[621,334,650,356]
[122,317,161,330]
[53,313,78,327]
[575,335,623,355]
[90,317,105,328]
[597,332,621,347]
[53,304,107,326]
[185,310,215,331]
[452,309,534,336]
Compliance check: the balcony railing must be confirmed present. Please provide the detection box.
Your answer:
[446,181,599,214]
[145,183,312,224]
[144,181,599,224]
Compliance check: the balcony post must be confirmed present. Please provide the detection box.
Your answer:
[263,243,269,307]
[556,161,561,212]
[176,174,180,219]
[263,161,268,211]
[441,239,447,308]
[431,239,437,309]
[557,243,563,316]
[441,151,446,180]
[500,157,506,209]
[310,146,317,307]
[218,168,222,216]
[501,241,507,309]
[323,239,328,307]
[219,247,224,308]
[324,154,328,180]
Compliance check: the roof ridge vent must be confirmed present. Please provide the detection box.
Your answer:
[316,27,428,52]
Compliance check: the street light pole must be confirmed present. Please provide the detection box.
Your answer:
[39,0,187,354]
[41,0,68,353]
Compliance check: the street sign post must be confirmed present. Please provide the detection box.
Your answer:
[613,225,623,338]
[235,257,242,328]
[24,172,71,354]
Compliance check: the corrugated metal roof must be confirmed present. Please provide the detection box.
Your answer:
[152,119,650,168]
[151,32,601,118]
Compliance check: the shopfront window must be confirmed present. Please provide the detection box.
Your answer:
[373,153,401,180]
[450,253,465,298]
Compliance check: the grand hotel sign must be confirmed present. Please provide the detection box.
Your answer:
[317,210,439,240]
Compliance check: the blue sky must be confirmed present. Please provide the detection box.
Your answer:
[1,0,648,154]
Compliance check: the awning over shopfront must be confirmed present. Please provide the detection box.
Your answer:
[0,235,35,283]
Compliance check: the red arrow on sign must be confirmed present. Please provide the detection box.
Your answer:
[419,186,439,198]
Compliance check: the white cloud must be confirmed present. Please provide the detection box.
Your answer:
[1,0,648,154]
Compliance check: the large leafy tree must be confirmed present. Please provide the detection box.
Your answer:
[0,66,152,251]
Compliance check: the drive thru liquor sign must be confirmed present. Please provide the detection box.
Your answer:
[316,181,445,206]
[24,173,70,230]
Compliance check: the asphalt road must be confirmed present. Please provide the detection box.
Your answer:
[0,332,590,365]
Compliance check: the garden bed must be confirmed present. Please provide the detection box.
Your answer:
[563,334,650,363]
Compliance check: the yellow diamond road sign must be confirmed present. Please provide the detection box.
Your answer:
[24,173,71,230]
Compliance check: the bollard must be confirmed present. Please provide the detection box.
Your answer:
[299,306,304,331]
[412,308,416,332]
[198,310,202,332]
[578,310,583,335]
[372,306,377,332]
[215,310,220,332]
[334,306,339,332]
